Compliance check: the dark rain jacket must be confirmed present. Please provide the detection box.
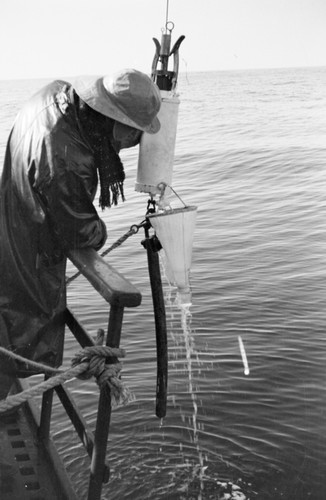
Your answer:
[0,81,107,374]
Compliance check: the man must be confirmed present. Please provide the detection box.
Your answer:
[0,69,161,400]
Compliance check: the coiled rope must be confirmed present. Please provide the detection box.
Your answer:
[0,341,134,414]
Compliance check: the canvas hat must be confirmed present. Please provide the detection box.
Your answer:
[73,68,161,134]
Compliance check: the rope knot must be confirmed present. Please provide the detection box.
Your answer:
[71,345,133,406]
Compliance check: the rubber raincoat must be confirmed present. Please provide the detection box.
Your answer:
[0,81,107,375]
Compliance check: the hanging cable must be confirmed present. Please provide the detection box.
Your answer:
[165,0,169,31]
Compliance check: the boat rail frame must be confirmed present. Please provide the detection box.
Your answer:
[21,247,142,500]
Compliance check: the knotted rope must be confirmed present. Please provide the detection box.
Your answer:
[0,344,134,414]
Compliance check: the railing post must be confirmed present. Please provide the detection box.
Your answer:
[87,304,124,500]
[106,304,125,348]
[38,376,54,440]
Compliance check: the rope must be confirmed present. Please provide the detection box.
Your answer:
[0,347,59,375]
[0,345,134,414]
[66,223,143,285]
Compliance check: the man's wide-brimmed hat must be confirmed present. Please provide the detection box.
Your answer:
[73,68,161,134]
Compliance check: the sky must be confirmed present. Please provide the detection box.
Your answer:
[0,0,325,80]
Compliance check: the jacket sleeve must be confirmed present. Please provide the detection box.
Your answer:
[37,132,107,252]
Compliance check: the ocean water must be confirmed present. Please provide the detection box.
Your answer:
[1,67,326,499]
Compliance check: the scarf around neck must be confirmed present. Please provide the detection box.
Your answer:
[58,84,126,209]
[96,137,125,210]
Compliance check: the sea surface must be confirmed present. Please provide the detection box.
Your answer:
[0,67,326,499]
